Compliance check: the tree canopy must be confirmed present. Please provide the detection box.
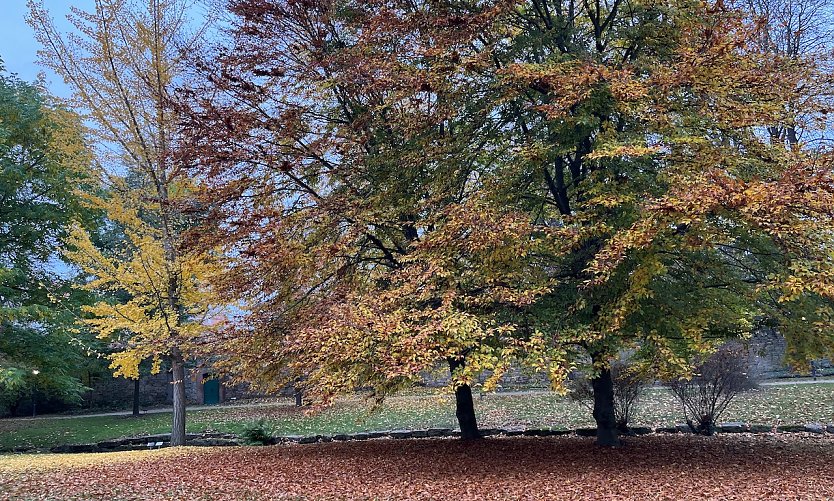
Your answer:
[0,62,98,407]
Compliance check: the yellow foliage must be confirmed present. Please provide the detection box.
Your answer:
[63,186,223,378]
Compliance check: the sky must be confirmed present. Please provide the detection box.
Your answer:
[0,0,95,97]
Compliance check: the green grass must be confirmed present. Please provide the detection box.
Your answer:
[1,383,832,450]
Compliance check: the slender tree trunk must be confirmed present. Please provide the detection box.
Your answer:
[171,354,187,446]
[591,365,620,446]
[157,177,187,445]
[132,376,141,417]
[294,387,303,407]
[448,358,480,440]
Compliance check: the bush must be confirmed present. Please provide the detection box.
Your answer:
[668,342,758,435]
[241,419,276,445]
[568,359,650,432]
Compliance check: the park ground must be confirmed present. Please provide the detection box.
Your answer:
[1,381,833,450]
[1,434,834,499]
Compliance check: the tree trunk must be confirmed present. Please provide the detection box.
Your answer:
[787,126,798,148]
[132,376,141,417]
[448,358,480,440]
[294,387,303,407]
[171,354,187,446]
[591,366,620,447]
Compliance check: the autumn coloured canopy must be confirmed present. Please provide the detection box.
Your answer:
[8,0,832,448]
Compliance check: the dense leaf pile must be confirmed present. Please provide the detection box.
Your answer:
[2,435,833,499]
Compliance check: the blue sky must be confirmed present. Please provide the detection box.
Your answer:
[1,1,94,96]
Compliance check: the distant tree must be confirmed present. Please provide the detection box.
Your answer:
[0,62,99,414]
[741,0,834,147]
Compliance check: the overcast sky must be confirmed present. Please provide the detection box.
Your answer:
[1,1,95,96]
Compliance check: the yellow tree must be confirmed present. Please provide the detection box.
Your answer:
[64,183,222,421]
[28,0,213,445]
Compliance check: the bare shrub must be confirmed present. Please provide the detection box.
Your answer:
[668,342,758,435]
[568,359,650,432]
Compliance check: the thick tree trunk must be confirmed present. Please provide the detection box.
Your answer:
[171,354,187,446]
[591,366,620,446]
[132,376,141,417]
[448,358,480,440]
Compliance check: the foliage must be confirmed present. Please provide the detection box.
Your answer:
[182,0,551,408]
[481,0,834,386]
[0,62,98,410]
[668,343,759,435]
[239,419,276,446]
[63,186,223,380]
[183,0,834,429]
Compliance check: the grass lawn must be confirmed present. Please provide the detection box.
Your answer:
[2,434,834,500]
[0,383,832,450]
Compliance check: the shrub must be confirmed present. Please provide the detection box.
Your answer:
[241,419,276,445]
[568,359,650,432]
[668,342,758,435]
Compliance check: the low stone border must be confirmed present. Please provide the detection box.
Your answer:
[270,422,834,444]
[43,433,239,454]
[4,422,830,454]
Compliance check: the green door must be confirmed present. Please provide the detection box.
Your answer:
[203,378,220,405]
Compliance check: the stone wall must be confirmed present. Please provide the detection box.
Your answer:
[416,329,830,390]
[81,367,258,410]
[748,328,832,378]
[748,328,790,378]
[81,372,172,410]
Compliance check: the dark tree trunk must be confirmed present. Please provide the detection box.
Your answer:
[787,126,798,148]
[132,376,141,417]
[294,387,303,407]
[591,366,620,447]
[171,354,187,446]
[448,358,480,440]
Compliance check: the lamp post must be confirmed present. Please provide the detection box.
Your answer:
[31,369,40,418]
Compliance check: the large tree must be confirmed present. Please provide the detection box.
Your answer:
[482,0,834,445]
[181,0,555,439]
[29,0,217,445]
